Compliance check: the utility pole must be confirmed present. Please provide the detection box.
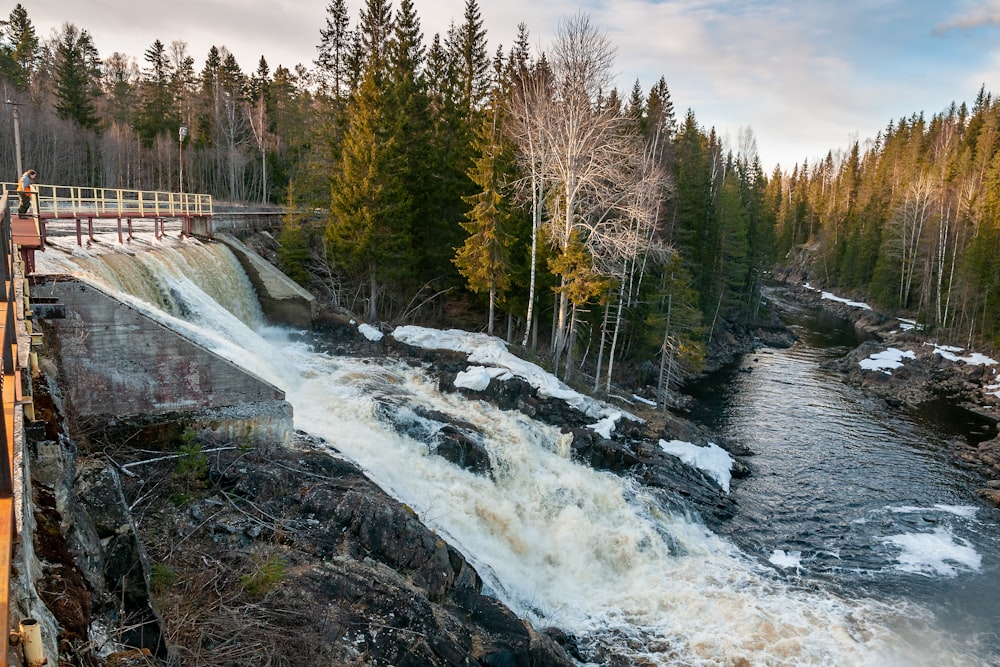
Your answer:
[5,100,22,177]
[178,125,187,195]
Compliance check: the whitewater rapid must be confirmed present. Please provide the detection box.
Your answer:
[32,237,993,666]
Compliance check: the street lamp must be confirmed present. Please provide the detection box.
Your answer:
[178,125,188,195]
[5,99,22,178]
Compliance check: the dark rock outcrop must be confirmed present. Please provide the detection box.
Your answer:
[49,429,576,666]
[384,342,742,526]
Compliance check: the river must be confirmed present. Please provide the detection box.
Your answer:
[687,289,1000,664]
[34,241,1000,666]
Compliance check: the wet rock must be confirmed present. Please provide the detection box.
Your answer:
[567,427,640,470]
[435,424,492,476]
[976,488,1000,507]
[379,403,494,477]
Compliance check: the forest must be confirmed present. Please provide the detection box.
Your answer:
[1,0,999,401]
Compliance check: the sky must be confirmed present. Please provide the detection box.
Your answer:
[21,0,1000,172]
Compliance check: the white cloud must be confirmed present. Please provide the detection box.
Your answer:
[23,0,999,172]
[934,1,1000,33]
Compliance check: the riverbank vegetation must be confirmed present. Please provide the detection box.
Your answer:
[2,0,999,390]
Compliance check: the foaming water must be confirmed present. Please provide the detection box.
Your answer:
[33,243,999,666]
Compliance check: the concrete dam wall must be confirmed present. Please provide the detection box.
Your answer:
[31,237,308,444]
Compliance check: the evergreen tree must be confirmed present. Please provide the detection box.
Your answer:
[671,109,716,312]
[103,52,138,128]
[454,93,517,335]
[420,28,475,289]
[278,180,313,285]
[646,76,676,142]
[315,0,352,99]
[357,0,394,79]
[134,39,177,145]
[326,68,414,322]
[0,3,39,90]
[449,0,490,117]
[52,24,102,130]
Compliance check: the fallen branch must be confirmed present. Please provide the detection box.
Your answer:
[120,447,238,470]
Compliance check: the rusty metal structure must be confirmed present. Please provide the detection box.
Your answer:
[0,191,32,667]
[0,184,215,666]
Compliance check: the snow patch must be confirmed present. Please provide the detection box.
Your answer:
[358,323,383,341]
[803,284,872,310]
[588,411,622,439]
[658,440,734,493]
[859,348,915,374]
[454,366,512,391]
[926,343,997,367]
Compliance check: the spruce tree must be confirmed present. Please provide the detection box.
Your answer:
[327,68,414,322]
[315,0,352,99]
[135,39,177,146]
[0,3,39,90]
[454,96,517,335]
[452,0,490,117]
[52,24,101,130]
[278,181,313,285]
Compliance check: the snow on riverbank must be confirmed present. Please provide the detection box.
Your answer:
[391,326,637,430]
[390,325,746,492]
[804,286,999,376]
[658,440,734,492]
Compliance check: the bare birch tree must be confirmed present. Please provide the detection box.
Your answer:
[506,55,553,348]
[541,13,635,375]
[894,174,935,308]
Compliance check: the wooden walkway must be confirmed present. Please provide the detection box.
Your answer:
[2,183,212,222]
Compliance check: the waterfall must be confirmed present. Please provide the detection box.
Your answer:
[33,238,991,667]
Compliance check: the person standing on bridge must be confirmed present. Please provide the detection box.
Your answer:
[16,169,36,217]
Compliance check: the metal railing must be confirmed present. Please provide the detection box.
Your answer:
[2,183,213,219]
[0,191,24,667]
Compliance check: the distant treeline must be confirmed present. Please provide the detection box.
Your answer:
[773,88,1000,352]
[1,0,995,393]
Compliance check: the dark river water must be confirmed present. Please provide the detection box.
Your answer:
[686,291,1000,663]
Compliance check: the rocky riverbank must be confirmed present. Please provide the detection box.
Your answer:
[27,305,761,666]
[28,379,578,666]
[772,282,1000,506]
